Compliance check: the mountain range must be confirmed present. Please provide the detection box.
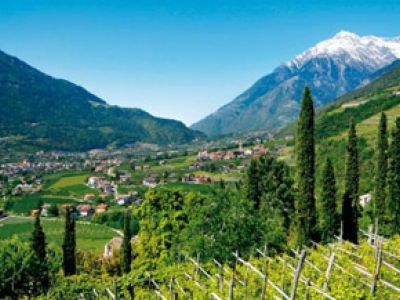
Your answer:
[191,31,400,136]
[0,50,203,153]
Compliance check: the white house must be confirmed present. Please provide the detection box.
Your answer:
[114,192,138,206]
[76,204,94,217]
[359,193,372,207]
[104,236,137,258]
[143,177,158,188]
[119,170,132,182]
[40,204,51,217]
[87,176,105,188]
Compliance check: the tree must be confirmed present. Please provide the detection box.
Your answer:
[374,112,388,223]
[0,237,36,298]
[246,158,260,209]
[258,154,294,232]
[179,188,260,261]
[121,210,132,274]
[245,154,294,237]
[37,198,44,210]
[62,206,76,276]
[387,118,400,235]
[293,87,317,246]
[319,158,338,243]
[48,203,59,217]
[31,214,49,293]
[342,118,360,244]
[133,190,188,272]
[219,179,226,189]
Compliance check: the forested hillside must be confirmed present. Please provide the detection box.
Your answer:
[0,50,203,153]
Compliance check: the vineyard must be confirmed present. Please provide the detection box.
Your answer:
[75,228,400,300]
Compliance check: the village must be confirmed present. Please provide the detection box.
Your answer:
[1,135,375,264]
[0,140,272,243]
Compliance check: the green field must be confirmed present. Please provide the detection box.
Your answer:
[328,103,400,148]
[0,216,117,253]
[7,194,81,214]
[49,174,89,189]
[47,173,97,198]
[7,173,95,215]
[161,182,214,193]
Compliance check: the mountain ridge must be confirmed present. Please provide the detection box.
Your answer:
[192,31,400,137]
[0,49,203,152]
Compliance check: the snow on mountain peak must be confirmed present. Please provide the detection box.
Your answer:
[286,31,400,70]
[333,30,359,39]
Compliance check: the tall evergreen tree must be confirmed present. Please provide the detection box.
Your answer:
[387,118,400,235]
[319,158,338,243]
[246,158,261,209]
[62,206,76,276]
[121,211,132,274]
[294,87,317,246]
[374,112,388,223]
[342,118,360,244]
[258,154,294,231]
[31,214,49,293]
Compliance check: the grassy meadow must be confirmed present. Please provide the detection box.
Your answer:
[0,216,117,253]
[7,194,81,214]
[46,173,97,198]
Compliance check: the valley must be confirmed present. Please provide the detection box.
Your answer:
[1,21,400,299]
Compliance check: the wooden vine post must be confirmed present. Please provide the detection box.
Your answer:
[193,253,200,280]
[339,222,344,244]
[367,224,373,245]
[289,250,306,300]
[114,282,121,300]
[214,259,224,293]
[244,263,250,300]
[169,276,178,300]
[371,237,383,295]
[228,250,240,300]
[92,288,99,300]
[281,257,287,294]
[323,253,335,292]
[259,244,269,300]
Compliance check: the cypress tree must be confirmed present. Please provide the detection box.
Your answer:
[121,211,132,274]
[219,179,226,189]
[294,87,317,246]
[319,158,338,243]
[387,118,400,235]
[246,158,261,209]
[374,112,388,223]
[62,206,76,276]
[31,214,49,293]
[342,118,360,244]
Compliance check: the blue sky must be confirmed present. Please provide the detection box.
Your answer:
[0,0,399,125]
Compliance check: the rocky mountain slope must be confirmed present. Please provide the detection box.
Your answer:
[192,31,400,136]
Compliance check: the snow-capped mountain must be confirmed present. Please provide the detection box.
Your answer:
[287,31,400,70]
[192,31,400,137]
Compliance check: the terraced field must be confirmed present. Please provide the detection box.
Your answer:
[332,103,400,144]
